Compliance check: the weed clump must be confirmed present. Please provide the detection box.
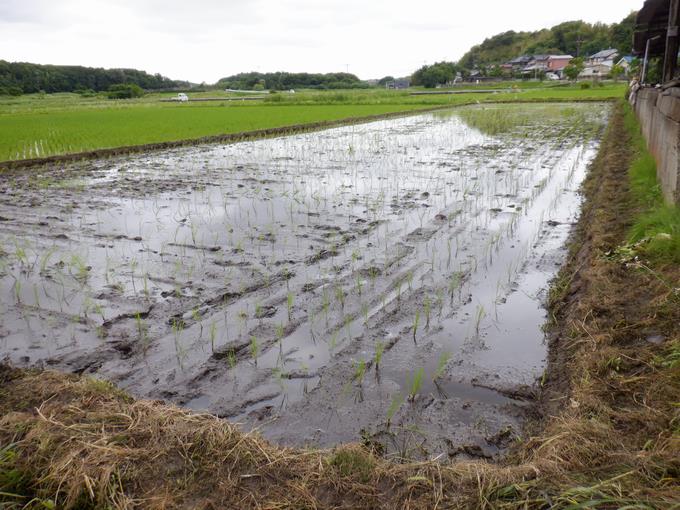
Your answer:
[328,446,375,482]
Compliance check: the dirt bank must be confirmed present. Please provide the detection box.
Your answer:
[0,101,678,509]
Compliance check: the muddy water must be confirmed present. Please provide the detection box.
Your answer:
[0,103,608,460]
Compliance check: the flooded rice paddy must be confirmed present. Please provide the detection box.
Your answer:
[0,103,608,460]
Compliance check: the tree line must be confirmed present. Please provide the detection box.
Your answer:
[0,60,189,95]
[215,72,369,91]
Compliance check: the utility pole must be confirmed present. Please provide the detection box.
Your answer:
[576,34,585,58]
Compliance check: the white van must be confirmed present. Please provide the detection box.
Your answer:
[174,93,189,102]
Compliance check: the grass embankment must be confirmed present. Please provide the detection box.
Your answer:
[0,100,677,509]
[0,83,625,162]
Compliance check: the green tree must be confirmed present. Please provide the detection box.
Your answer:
[563,58,584,81]
[411,62,457,88]
[378,76,395,87]
[610,64,625,81]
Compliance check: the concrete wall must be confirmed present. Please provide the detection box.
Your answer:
[634,87,680,204]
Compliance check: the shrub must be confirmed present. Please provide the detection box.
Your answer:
[580,82,591,90]
[107,83,144,99]
[76,88,97,97]
[0,86,23,96]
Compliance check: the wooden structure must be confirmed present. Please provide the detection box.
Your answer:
[634,0,680,83]
[633,0,680,205]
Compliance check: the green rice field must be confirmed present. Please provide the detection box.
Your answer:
[0,82,626,161]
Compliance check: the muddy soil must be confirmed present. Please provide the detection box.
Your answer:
[0,103,608,460]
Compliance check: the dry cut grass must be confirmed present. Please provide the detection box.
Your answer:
[0,101,678,509]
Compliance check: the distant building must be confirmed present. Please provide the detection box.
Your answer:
[522,55,551,75]
[385,78,410,89]
[506,55,532,71]
[617,56,636,74]
[587,49,619,66]
[580,49,619,78]
[579,64,614,78]
[547,55,574,76]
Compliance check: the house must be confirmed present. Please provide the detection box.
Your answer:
[617,56,636,74]
[522,55,551,75]
[579,64,614,78]
[506,55,532,71]
[547,55,574,76]
[586,49,619,67]
[580,49,620,78]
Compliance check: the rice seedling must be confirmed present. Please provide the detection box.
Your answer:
[433,351,452,381]
[13,279,21,304]
[374,341,384,370]
[353,358,366,386]
[129,259,137,292]
[408,367,425,402]
[448,271,462,301]
[351,249,360,268]
[39,247,56,275]
[322,289,330,324]
[368,267,379,287]
[335,285,345,310]
[329,329,338,351]
[474,304,486,339]
[14,242,27,269]
[209,321,217,353]
[250,335,259,366]
[287,292,294,321]
[192,308,204,339]
[172,319,186,369]
[226,349,236,369]
[386,393,404,428]
[412,309,420,343]
[423,297,431,330]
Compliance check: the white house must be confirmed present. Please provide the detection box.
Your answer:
[580,49,619,78]
[617,56,636,74]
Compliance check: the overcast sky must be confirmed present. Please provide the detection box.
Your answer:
[2,0,641,83]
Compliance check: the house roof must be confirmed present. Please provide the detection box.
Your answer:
[618,56,635,64]
[548,55,574,60]
[508,55,532,65]
[590,49,619,59]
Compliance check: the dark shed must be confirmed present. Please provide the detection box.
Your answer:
[634,0,680,83]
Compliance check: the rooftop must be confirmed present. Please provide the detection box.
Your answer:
[589,49,619,59]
